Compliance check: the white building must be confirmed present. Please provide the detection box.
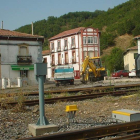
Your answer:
[0,29,44,87]
[123,46,138,71]
[48,27,100,79]
[42,50,51,79]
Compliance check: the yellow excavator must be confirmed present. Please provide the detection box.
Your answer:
[80,56,106,83]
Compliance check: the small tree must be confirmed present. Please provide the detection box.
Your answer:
[102,47,124,72]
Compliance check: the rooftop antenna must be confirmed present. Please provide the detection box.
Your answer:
[32,22,33,35]
[1,21,3,29]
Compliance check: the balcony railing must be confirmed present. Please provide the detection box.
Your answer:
[72,46,76,49]
[51,49,54,52]
[57,48,61,52]
[17,55,32,64]
[64,46,68,50]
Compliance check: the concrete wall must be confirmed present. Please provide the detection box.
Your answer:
[0,40,43,85]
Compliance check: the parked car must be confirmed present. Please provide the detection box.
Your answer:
[129,69,136,78]
[112,70,129,77]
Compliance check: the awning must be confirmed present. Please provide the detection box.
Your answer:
[11,65,34,70]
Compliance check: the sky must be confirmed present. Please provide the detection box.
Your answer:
[0,0,129,31]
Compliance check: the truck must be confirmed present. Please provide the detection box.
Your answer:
[81,56,106,83]
[54,65,74,86]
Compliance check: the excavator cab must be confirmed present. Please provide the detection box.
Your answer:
[90,57,102,68]
[80,56,106,83]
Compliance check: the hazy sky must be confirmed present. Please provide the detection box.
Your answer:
[0,0,129,30]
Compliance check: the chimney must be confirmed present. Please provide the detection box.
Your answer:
[31,22,33,35]
[1,21,3,29]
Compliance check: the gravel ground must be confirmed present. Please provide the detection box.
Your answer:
[1,79,140,140]
[1,89,140,140]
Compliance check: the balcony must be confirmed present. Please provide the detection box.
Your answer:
[72,46,76,49]
[17,55,32,64]
[57,48,61,52]
[64,46,68,50]
[51,49,54,52]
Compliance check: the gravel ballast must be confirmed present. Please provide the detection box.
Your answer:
[1,90,140,140]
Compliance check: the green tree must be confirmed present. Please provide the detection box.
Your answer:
[132,25,140,36]
[100,32,116,53]
[102,47,124,72]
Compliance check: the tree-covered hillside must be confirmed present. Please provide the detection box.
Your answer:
[15,11,105,50]
[16,0,140,51]
[15,0,140,71]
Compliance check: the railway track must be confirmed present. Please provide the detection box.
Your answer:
[21,121,140,140]
[110,133,140,139]
[2,89,138,107]
[4,83,140,96]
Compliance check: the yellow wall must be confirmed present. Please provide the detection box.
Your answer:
[124,50,137,71]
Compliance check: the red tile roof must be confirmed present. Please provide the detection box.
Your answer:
[0,29,44,38]
[42,50,50,55]
[123,46,138,55]
[49,27,85,40]
[134,35,140,39]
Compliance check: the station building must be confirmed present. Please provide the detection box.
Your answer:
[0,29,44,87]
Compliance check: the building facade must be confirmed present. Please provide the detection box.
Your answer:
[42,50,51,79]
[48,27,100,79]
[0,29,44,87]
[123,46,138,71]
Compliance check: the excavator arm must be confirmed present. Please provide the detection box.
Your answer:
[88,60,98,77]
[81,56,98,83]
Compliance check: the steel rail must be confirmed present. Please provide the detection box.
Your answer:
[20,121,140,140]
[110,133,140,140]
[4,83,140,97]
[2,89,138,107]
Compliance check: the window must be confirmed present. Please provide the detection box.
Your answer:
[20,70,28,77]
[95,51,98,57]
[84,51,87,58]
[58,54,61,64]
[72,51,76,63]
[83,36,86,44]
[94,36,98,44]
[64,39,67,47]
[88,51,94,58]
[57,41,61,51]
[20,46,28,56]
[52,68,54,77]
[65,53,68,64]
[43,58,47,63]
[88,37,93,44]
[52,55,55,65]
[51,42,54,51]
[71,37,75,46]
[134,53,138,59]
